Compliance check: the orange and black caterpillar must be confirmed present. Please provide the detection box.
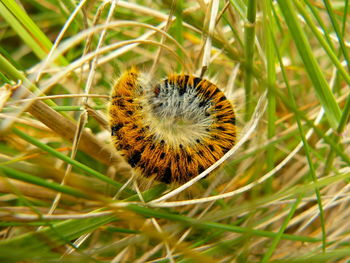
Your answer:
[109,68,236,184]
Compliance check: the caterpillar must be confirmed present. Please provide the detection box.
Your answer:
[109,68,236,184]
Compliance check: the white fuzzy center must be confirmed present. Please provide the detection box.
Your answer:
[138,74,214,146]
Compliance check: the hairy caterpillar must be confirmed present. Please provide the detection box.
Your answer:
[109,68,236,184]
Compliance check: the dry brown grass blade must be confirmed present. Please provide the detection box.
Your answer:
[200,0,220,76]
[149,0,176,77]
[27,99,129,173]
[0,178,81,204]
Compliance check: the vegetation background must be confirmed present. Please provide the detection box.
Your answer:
[0,0,349,262]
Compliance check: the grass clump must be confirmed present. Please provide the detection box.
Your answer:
[0,0,349,262]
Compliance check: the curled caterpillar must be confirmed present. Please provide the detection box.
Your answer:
[109,68,236,184]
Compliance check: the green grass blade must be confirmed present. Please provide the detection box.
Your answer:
[322,0,350,72]
[229,0,246,19]
[341,0,349,37]
[2,0,52,50]
[0,53,59,109]
[0,52,28,81]
[260,195,302,263]
[323,94,350,174]
[0,0,67,64]
[243,0,257,120]
[0,1,47,59]
[127,205,320,243]
[0,45,24,71]
[272,26,327,250]
[303,0,336,51]
[295,1,350,86]
[263,0,276,192]
[52,105,106,111]
[0,166,88,199]
[277,0,341,129]
[174,0,184,60]
[293,0,350,175]
[12,127,132,194]
[0,214,116,262]
[284,248,350,262]
[125,183,166,202]
[276,89,350,165]
[2,105,106,113]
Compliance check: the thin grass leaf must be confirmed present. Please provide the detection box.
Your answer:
[228,0,247,19]
[271,20,327,251]
[277,0,341,129]
[243,0,257,120]
[12,127,133,194]
[0,1,47,59]
[260,195,302,263]
[0,0,67,64]
[51,105,106,111]
[0,214,116,262]
[323,96,350,174]
[127,205,320,243]
[200,170,350,225]
[322,0,350,72]
[341,0,349,37]
[263,0,277,192]
[275,248,350,263]
[303,0,336,51]
[174,0,184,60]
[125,183,167,202]
[295,1,350,86]
[0,166,88,199]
